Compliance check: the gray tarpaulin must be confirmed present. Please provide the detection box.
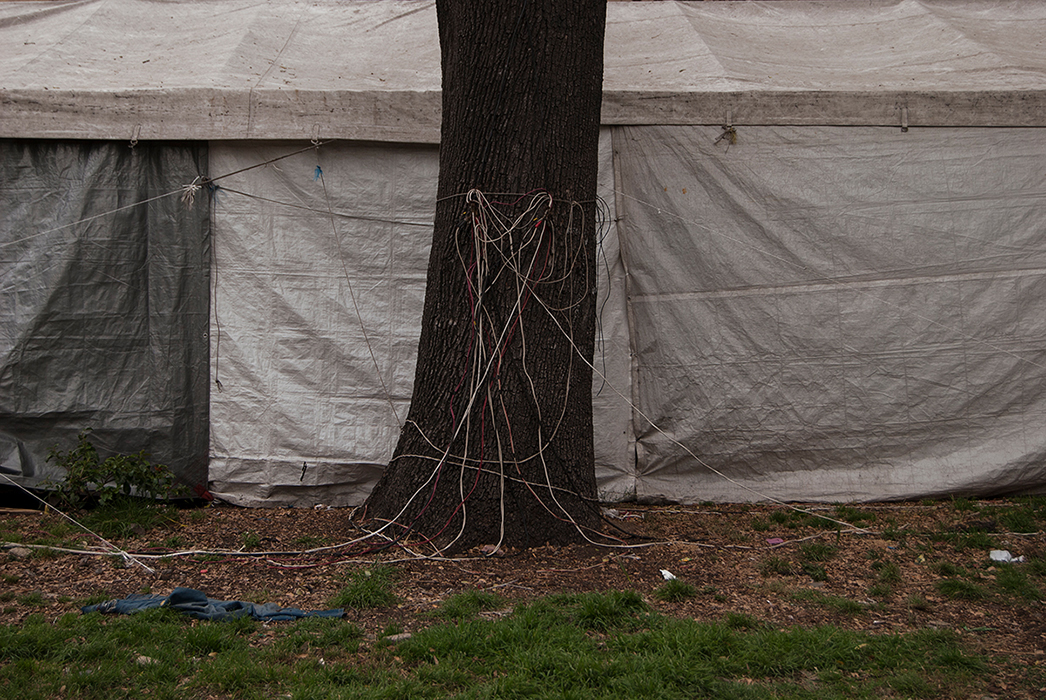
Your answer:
[0,141,210,490]
[207,134,632,506]
[615,125,1046,502]
[3,0,1046,505]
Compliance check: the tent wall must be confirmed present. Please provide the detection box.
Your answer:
[0,140,210,490]
[615,125,1046,502]
[3,0,1046,506]
[206,134,633,507]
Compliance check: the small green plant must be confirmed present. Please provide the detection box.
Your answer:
[951,496,978,512]
[957,531,997,550]
[881,522,907,542]
[162,535,187,550]
[905,594,932,611]
[45,429,178,508]
[654,578,697,603]
[79,590,112,607]
[80,497,177,539]
[330,566,398,609]
[240,531,262,550]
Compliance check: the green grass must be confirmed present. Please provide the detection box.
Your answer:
[997,505,1040,533]
[654,578,698,603]
[293,534,331,549]
[872,560,901,583]
[758,556,794,577]
[995,565,1042,600]
[799,542,837,563]
[936,578,988,601]
[0,592,990,699]
[833,505,877,526]
[433,590,504,620]
[78,498,178,540]
[329,565,398,609]
[801,563,829,582]
[931,560,964,577]
[240,530,261,551]
[16,592,47,608]
[789,589,868,616]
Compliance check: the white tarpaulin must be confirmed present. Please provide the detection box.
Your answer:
[3,0,1045,141]
[207,135,632,506]
[615,125,1046,502]
[2,0,1046,506]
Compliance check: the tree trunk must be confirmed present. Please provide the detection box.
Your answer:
[363,0,608,551]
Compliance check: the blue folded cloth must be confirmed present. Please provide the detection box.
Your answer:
[82,587,344,621]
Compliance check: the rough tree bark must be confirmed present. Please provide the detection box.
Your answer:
[363,0,608,551]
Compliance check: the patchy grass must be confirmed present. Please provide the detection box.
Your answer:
[994,565,1041,600]
[758,556,794,577]
[936,578,989,601]
[833,505,877,526]
[433,590,504,621]
[799,542,838,563]
[654,578,697,603]
[78,498,178,541]
[329,565,398,610]
[0,593,988,700]
[789,588,869,616]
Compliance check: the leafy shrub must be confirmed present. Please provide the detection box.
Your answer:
[45,430,178,508]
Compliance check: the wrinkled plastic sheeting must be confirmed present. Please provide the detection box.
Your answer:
[616,125,1046,503]
[207,134,633,507]
[0,140,210,490]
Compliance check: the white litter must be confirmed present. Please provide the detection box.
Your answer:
[660,569,676,580]
[989,550,1025,563]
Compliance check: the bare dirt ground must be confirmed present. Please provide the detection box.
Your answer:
[3,500,1045,696]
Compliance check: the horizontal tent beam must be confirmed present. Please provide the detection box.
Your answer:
[4,89,1046,142]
